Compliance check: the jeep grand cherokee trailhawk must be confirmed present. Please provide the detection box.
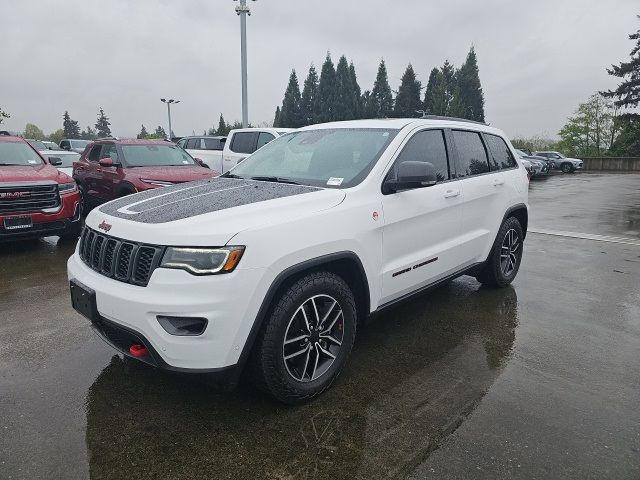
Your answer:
[68,117,529,403]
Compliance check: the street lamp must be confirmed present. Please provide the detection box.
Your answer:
[234,0,256,127]
[160,98,180,141]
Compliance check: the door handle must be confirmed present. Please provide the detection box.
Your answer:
[492,178,505,186]
[443,189,460,198]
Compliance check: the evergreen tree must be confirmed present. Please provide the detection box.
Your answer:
[361,91,377,119]
[300,65,319,126]
[440,59,456,114]
[422,68,441,115]
[0,106,9,125]
[137,125,149,139]
[62,111,80,138]
[334,56,357,121]
[602,16,640,112]
[447,87,467,118]
[273,106,281,128]
[349,62,363,119]
[315,53,336,123]
[95,108,111,137]
[371,59,394,118]
[457,46,485,121]
[155,126,166,138]
[217,114,229,136]
[278,69,302,127]
[80,126,96,140]
[610,116,640,156]
[393,64,422,118]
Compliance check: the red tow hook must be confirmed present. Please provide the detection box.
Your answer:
[129,344,147,357]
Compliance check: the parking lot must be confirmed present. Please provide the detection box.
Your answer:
[1,172,639,479]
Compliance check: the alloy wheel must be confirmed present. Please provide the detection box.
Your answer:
[282,294,344,382]
[500,228,520,276]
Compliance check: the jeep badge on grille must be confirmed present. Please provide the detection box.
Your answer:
[98,220,112,232]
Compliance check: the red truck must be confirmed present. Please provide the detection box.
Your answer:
[0,134,82,240]
[72,138,219,209]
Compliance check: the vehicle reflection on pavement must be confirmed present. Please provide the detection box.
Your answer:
[85,279,518,480]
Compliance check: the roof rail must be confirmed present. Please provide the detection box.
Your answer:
[95,136,120,141]
[419,114,489,126]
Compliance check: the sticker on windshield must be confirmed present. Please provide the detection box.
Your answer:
[182,160,189,164]
[327,177,343,186]
[28,160,37,164]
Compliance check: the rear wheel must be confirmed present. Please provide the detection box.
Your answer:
[250,271,357,403]
[476,217,524,287]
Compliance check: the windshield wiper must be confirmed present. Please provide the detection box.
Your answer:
[221,173,245,179]
[249,176,299,185]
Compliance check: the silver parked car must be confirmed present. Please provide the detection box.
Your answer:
[533,151,583,173]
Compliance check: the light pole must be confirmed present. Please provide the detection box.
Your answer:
[160,98,180,141]
[234,0,256,127]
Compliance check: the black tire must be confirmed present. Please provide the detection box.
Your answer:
[118,187,135,197]
[475,217,524,288]
[561,162,573,173]
[250,271,357,404]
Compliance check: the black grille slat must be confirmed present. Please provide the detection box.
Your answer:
[78,227,163,287]
[0,184,61,214]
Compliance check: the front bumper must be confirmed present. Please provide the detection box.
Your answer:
[67,252,267,371]
[0,191,81,239]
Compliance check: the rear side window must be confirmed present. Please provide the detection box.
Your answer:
[186,138,201,150]
[485,134,517,170]
[256,132,275,150]
[88,145,102,162]
[392,129,450,182]
[230,132,258,154]
[203,138,223,150]
[452,130,490,178]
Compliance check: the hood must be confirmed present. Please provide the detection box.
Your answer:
[128,165,216,183]
[566,157,583,164]
[0,163,73,184]
[88,177,345,246]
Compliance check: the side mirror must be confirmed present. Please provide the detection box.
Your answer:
[48,157,62,166]
[194,158,209,169]
[383,161,438,194]
[62,145,70,150]
[99,157,120,168]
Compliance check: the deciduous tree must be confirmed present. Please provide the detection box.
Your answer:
[23,123,45,140]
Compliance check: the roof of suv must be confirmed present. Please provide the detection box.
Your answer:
[0,135,27,143]
[297,118,504,135]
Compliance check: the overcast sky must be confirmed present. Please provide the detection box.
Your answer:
[1,0,637,139]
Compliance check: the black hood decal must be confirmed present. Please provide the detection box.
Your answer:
[98,178,320,224]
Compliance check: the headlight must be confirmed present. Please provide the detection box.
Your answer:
[58,182,78,194]
[140,179,174,187]
[160,246,245,275]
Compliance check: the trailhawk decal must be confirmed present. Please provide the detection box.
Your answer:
[98,178,320,224]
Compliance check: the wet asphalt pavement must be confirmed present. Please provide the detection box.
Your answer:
[1,173,639,479]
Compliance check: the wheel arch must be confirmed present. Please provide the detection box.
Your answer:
[236,251,370,373]
[504,203,528,239]
[116,181,137,197]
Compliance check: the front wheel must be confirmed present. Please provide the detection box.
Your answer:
[476,217,524,287]
[250,271,357,403]
[561,162,574,173]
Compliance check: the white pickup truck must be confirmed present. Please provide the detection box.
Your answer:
[178,128,294,173]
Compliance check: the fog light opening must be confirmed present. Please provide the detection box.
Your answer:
[157,316,208,336]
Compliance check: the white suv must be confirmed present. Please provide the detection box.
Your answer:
[68,118,529,403]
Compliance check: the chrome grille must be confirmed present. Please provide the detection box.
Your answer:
[0,183,61,214]
[78,227,164,286]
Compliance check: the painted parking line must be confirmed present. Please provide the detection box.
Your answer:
[529,228,640,247]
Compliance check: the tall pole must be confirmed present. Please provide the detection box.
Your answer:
[235,0,252,127]
[167,102,172,141]
[161,98,180,141]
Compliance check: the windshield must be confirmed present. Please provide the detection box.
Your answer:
[227,128,398,188]
[514,149,527,158]
[47,152,80,167]
[0,142,44,165]
[555,152,566,158]
[27,140,47,151]
[71,140,90,148]
[121,144,196,167]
